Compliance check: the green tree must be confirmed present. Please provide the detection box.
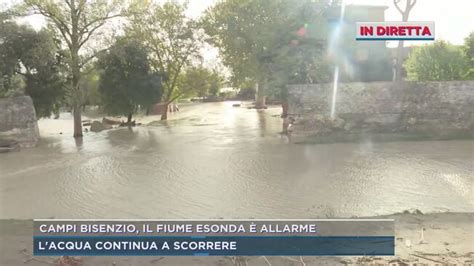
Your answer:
[20,0,130,137]
[405,40,468,81]
[179,66,224,98]
[463,32,474,79]
[81,67,101,107]
[203,0,329,108]
[129,1,203,120]
[0,16,65,117]
[97,38,162,124]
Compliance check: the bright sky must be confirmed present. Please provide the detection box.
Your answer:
[348,0,474,46]
[5,0,473,45]
[184,0,474,67]
[3,0,473,64]
[186,0,474,46]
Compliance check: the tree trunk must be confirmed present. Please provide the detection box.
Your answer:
[160,103,168,120]
[71,61,82,138]
[395,40,405,82]
[282,118,289,134]
[281,100,288,118]
[160,93,182,120]
[70,6,82,138]
[394,11,410,82]
[255,81,266,109]
[127,112,133,124]
[73,104,83,138]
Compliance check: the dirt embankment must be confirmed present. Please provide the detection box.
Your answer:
[1,212,473,265]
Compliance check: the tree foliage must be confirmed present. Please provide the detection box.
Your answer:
[128,1,203,119]
[463,32,474,79]
[21,0,130,136]
[405,40,468,81]
[178,66,223,98]
[203,0,330,102]
[205,0,394,87]
[81,66,101,106]
[0,15,65,117]
[97,38,162,122]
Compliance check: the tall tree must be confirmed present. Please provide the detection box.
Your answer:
[97,38,162,123]
[20,0,129,137]
[203,0,329,109]
[0,16,65,117]
[393,0,417,82]
[129,1,203,120]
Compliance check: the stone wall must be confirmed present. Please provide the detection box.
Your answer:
[0,96,39,147]
[288,81,474,140]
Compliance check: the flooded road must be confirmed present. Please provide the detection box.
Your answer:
[0,102,473,219]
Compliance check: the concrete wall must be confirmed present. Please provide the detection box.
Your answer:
[0,96,39,147]
[288,81,474,139]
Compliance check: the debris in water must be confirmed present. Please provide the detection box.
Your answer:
[403,209,424,215]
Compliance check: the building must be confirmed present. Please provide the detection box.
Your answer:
[326,5,393,82]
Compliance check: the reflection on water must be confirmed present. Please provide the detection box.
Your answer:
[0,102,473,219]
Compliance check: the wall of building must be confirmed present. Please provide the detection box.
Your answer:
[327,5,393,82]
[0,96,39,147]
[288,81,474,140]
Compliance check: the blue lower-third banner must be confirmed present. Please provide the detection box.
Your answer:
[34,236,394,256]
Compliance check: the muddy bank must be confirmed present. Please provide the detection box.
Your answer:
[1,212,472,265]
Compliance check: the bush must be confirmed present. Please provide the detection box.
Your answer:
[236,87,256,100]
[97,38,162,122]
[404,40,468,81]
[463,32,474,79]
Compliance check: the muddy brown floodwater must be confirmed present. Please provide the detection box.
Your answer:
[0,102,473,219]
